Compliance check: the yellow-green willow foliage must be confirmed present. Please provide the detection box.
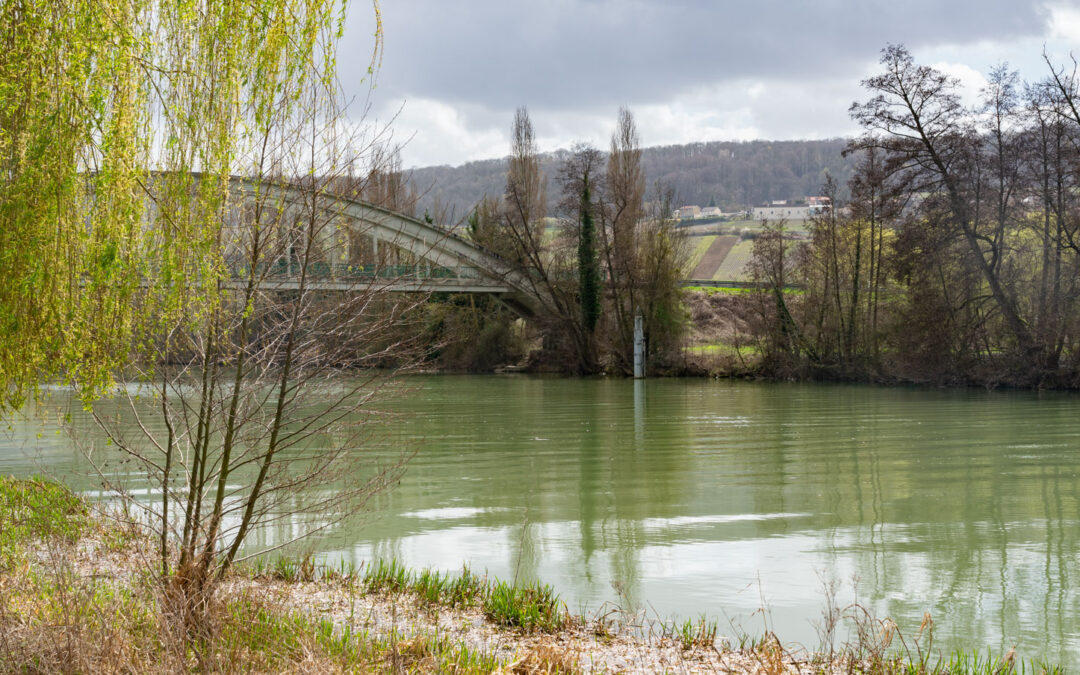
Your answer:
[0,0,381,408]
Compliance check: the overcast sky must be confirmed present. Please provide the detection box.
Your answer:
[336,1,1080,168]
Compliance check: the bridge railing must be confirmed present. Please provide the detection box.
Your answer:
[225,260,486,282]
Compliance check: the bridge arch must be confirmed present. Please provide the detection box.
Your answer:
[228,177,547,315]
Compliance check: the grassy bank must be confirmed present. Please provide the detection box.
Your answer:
[248,557,566,635]
[0,476,1065,674]
[1,476,527,673]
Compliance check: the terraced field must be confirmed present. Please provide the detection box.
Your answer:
[691,235,739,279]
[685,235,716,271]
[712,239,755,281]
[684,234,755,281]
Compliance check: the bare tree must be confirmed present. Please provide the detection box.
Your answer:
[746,46,1080,385]
[475,107,687,374]
[849,44,1038,366]
[494,108,599,371]
[846,146,903,364]
[504,107,548,262]
[633,182,688,366]
[78,42,430,651]
[748,218,815,371]
[603,108,647,370]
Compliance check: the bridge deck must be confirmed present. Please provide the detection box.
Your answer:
[225,278,512,293]
[225,262,511,294]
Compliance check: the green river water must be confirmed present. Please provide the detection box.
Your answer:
[3,376,1079,662]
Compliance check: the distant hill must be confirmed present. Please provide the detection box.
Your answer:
[408,138,858,223]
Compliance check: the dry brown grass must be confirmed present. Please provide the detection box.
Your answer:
[496,643,580,675]
[1,541,161,673]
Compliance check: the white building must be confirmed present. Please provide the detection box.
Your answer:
[751,197,830,221]
[752,204,812,220]
[676,205,701,220]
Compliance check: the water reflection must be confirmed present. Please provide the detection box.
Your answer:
[5,378,1080,661]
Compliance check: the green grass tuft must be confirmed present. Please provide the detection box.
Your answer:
[270,553,316,582]
[364,557,411,594]
[482,580,564,633]
[664,615,719,651]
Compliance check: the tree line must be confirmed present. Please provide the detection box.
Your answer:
[748,45,1080,388]
[458,107,686,375]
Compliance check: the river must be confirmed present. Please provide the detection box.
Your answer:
[3,376,1079,662]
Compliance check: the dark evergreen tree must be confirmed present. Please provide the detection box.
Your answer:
[578,177,601,335]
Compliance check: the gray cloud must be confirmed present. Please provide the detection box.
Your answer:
[336,0,1076,166]
[342,0,1052,109]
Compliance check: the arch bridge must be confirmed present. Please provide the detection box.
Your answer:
[225,177,547,316]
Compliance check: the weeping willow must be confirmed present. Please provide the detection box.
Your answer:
[0,0,381,409]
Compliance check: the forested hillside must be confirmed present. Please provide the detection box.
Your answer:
[410,138,857,222]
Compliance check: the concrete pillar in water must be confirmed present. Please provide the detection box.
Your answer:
[633,314,645,379]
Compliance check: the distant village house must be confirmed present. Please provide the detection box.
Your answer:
[674,205,742,220]
[676,205,701,220]
[751,196,830,221]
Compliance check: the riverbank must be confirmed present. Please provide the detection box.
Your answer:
[0,477,1062,674]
